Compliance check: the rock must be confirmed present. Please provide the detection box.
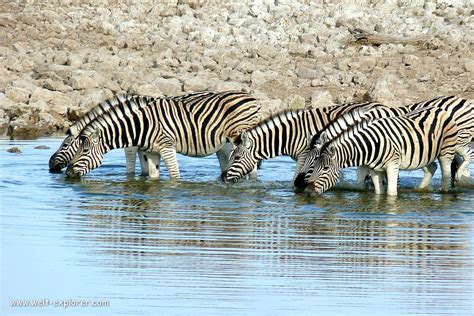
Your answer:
[296,66,320,80]
[78,89,114,109]
[367,73,403,107]
[11,79,37,94]
[4,86,30,103]
[178,0,207,9]
[129,83,164,98]
[34,145,50,149]
[154,78,183,96]
[215,81,248,92]
[310,90,334,108]
[42,78,73,92]
[288,95,305,110]
[250,70,278,88]
[7,147,21,154]
[67,70,104,90]
[264,99,285,116]
[464,60,474,73]
[183,76,219,92]
[402,54,420,67]
[30,87,63,103]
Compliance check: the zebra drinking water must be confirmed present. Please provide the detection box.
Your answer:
[220,101,386,183]
[294,96,473,190]
[65,91,261,179]
[298,106,471,196]
[49,94,151,174]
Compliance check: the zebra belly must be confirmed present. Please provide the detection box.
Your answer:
[175,142,226,157]
[399,154,436,171]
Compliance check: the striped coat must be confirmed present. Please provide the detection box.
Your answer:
[65,91,261,178]
[301,107,467,196]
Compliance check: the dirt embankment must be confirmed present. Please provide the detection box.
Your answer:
[0,0,473,139]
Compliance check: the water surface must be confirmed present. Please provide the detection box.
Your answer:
[1,139,473,315]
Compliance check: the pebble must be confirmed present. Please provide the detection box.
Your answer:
[0,1,472,138]
[7,147,22,153]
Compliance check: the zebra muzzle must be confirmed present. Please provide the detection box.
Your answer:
[220,170,229,183]
[65,165,82,178]
[48,156,64,173]
[293,173,308,189]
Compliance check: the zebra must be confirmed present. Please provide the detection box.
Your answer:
[220,101,387,183]
[65,90,262,178]
[294,96,473,190]
[49,94,150,175]
[297,106,471,196]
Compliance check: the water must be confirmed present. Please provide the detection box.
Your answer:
[1,139,473,316]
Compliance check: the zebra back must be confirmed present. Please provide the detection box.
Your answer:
[68,94,149,137]
[321,107,459,170]
[406,95,473,134]
[80,91,261,157]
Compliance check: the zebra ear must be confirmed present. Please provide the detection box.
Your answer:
[91,127,101,142]
[319,131,329,145]
[308,134,316,148]
[241,132,251,148]
[327,144,336,157]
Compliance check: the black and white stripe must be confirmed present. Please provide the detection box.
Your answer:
[221,101,385,183]
[298,105,471,196]
[65,91,261,178]
[48,94,148,174]
[295,96,473,189]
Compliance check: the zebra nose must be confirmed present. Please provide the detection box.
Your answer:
[49,162,63,173]
[65,165,80,178]
[293,173,307,189]
[220,170,228,183]
[48,157,63,173]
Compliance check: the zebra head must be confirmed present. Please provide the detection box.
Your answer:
[293,145,322,189]
[48,131,81,173]
[306,145,341,195]
[221,132,257,183]
[65,127,103,178]
[294,131,328,189]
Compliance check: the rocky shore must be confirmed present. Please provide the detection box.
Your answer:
[0,0,473,139]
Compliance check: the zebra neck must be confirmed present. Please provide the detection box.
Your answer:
[250,111,308,159]
[333,140,368,170]
[94,119,138,153]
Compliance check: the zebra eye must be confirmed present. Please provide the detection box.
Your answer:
[234,155,242,160]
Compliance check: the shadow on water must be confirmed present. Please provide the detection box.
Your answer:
[1,139,473,315]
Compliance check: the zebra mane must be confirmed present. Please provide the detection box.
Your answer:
[404,105,437,118]
[319,117,373,154]
[68,93,140,137]
[405,95,457,112]
[250,109,303,135]
[309,106,374,149]
[81,95,154,137]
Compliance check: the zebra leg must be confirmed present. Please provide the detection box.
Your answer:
[453,150,471,184]
[248,164,258,180]
[418,161,437,189]
[355,166,370,189]
[438,156,453,192]
[216,142,233,172]
[161,147,180,179]
[138,151,149,176]
[145,152,161,179]
[293,152,308,180]
[385,163,400,196]
[124,147,138,174]
[369,169,385,194]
